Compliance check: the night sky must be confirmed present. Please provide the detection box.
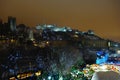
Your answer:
[0,0,120,42]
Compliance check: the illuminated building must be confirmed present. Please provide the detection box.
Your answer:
[8,16,16,32]
[35,24,72,32]
[96,50,109,64]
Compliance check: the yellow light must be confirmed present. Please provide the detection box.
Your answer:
[99,65,108,71]
[117,50,120,54]
[35,71,41,76]
[34,43,37,46]
[9,77,16,80]
[11,39,14,43]
[73,35,78,38]
[17,74,20,78]
[17,73,27,79]
[46,41,49,44]
[27,73,33,77]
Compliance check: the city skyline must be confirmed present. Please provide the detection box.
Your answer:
[0,0,120,42]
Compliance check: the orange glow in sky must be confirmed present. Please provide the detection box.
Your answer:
[0,0,120,41]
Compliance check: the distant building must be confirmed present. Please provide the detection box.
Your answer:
[0,19,3,34]
[35,24,72,32]
[82,39,109,49]
[8,16,16,31]
[28,29,34,41]
[0,18,2,24]
[17,24,27,32]
[87,30,94,35]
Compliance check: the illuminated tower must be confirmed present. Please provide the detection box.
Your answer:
[8,16,16,31]
[28,29,34,41]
